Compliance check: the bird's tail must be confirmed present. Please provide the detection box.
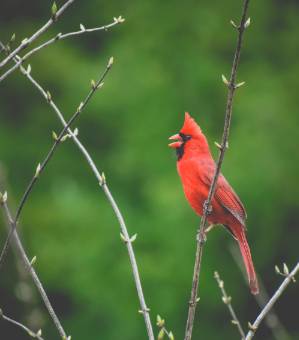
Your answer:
[233,226,259,295]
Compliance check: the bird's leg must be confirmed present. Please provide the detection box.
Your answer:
[203,200,212,216]
[204,224,216,233]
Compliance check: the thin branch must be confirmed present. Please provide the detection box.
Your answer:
[184,1,250,339]
[229,244,290,340]
[0,46,155,340]
[214,271,245,339]
[245,262,299,340]
[156,315,174,340]
[0,201,68,339]
[0,57,112,268]
[0,16,124,83]
[0,308,44,340]
[0,0,75,69]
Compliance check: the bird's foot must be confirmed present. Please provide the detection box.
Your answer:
[196,230,207,244]
[203,200,212,216]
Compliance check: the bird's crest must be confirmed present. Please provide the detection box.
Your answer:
[180,112,202,137]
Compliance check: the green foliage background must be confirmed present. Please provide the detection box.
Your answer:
[0,0,299,339]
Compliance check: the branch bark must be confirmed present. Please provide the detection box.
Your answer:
[184,1,250,339]
[0,0,75,68]
[245,262,299,340]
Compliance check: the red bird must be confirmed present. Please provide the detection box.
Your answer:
[169,112,259,295]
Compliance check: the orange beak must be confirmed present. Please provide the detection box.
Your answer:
[168,134,183,148]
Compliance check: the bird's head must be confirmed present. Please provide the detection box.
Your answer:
[168,112,209,160]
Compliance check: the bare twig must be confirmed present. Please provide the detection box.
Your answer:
[214,271,245,339]
[0,0,75,69]
[0,201,68,338]
[245,262,299,340]
[184,1,251,339]
[0,56,112,268]
[0,16,124,83]
[1,46,155,340]
[230,244,290,340]
[0,307,44,340]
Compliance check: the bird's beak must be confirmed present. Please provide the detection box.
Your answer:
[168,134,183,148]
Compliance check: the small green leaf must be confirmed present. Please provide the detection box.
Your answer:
[244,17,251,29]
[51,2,57,16]
[157,328,165,340]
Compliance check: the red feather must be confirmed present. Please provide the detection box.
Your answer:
[169,113,259,295]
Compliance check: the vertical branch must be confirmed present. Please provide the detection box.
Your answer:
[214,271,245,339]
[245,262,299,340]
[184,1,251,339]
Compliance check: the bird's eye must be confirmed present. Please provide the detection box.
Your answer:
[179,133,192,142]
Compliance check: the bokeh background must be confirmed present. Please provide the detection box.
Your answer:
[0,0,299,339]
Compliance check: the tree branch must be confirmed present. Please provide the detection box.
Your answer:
[0,44,155,340]
[0,16,124,83]
[0,54,113,268]
[0,307,44,340]
[0,0,75,68]
[0,200,68,339]
[184,1,251,339]
[245,262,299,340]
[229,244,290,340]
[214,271,245,339]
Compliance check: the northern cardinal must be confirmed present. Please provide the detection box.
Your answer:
[169,112,259,295]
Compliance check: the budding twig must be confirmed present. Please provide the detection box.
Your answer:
[0,308,44,340]
[0,16,124,83]
[229,244,290,340]
[0,55,112,268]
[245,262,299,340]
[0,201,68,338]
[0,41,155,339]
[156,315,175,340]
[0,0,75,69]
[184,1,251,339]
[214,271,245,339]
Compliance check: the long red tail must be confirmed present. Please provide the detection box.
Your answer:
[233,226,259,295]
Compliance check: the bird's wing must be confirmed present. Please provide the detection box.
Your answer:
[198,162,247,227]
[215,175,247,227]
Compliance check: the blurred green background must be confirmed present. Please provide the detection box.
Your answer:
[0,0,299,339]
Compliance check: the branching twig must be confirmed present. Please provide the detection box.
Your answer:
[0,0,75,69]
[229,244,290,340]
[156,315,174,340]
[0,199,68,339]
[0,44,155,340]
[0,308,44,340]
[0,16,124,83]
[0,55,112,268]
[245,262,299,340]
[214,271,245,339]
[184,1,250,339]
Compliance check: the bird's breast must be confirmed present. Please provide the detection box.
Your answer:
[177,159,209,216]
